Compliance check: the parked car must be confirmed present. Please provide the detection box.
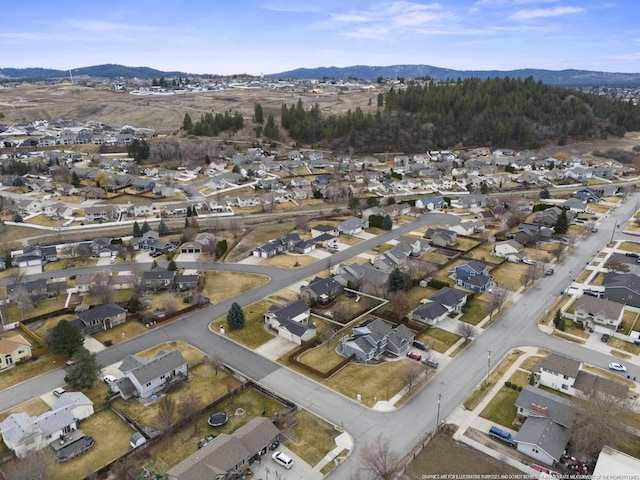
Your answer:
[608,362,627,372]
[545,268,554,276]
[53,387,66,397]
[422,358,439,369]
[103,375,117,385]
[600,333,611,343]
[406,351,422,361]
[584,290,601,298]
[272,451,293,469]
[522,258,536,265]
[412,340,429,351]
[65,359,75,367]
[625,252,640,258]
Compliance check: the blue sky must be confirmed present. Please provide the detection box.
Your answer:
[1,0,638,75]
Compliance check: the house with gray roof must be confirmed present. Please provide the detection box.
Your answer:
[264,300,315,344]
[0,392,93,458]
[339,317,414,362]
[166,417,280,479]
[425,228,457,248]
[453,260,492,293]
[300,276,343,305]
[75,303,127,334]
[113,349,187,399]
[602,272,640,308]
[410,287,468,326]
[142,268,176,289]
[338,217,369,235]
[573,295,624,335]
[514,386,575,466]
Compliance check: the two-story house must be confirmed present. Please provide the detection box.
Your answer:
[300,276,344,305]
[112,349,188,399]
[425,228,457,248]
[339,317,414,362]
[452,260,492,293]
[573,295,624,335]
[0,335,32,370]
[493,240,526,263]
[410,287,468,326]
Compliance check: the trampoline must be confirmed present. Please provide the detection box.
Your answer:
[208,412,228,427]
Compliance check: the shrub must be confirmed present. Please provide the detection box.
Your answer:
[517,386,523,391]
[511,383,519,390]
[429,279,450,289]
[505,381,512,388]
[103,340,113,347]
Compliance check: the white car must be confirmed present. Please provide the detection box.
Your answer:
[609,362,627,372]
[522,258,536,265]
[53,387,66,397]
[103,375,118,385]
[272,451,293,469]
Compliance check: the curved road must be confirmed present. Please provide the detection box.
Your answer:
[2,206,639,478]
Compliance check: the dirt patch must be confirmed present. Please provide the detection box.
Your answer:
[403,429,522,478]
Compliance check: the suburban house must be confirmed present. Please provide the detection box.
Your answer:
[300,276,344,305]
[23,245,58,263]
[310,224,339,238]
[592,446,640,478]
[339,317,414,362]
[573,296,624,334]
[0,392,94,458]
[335,262,390,292]
[410,287,468,326]
[179,241,203,254]
[7,278,48,299]
[425,228,457,248]
[175,274,200,290]
[142,268,176,290]
[602,273,640,308]
[129,202,153,217]
[166,417,280,480]
[573,188,601,203]
[532,353,628,399]
[44,203,73,219]
[561,198,588,213]
[252,233,315,258]
[415,196,447,210]
[264,300,316,344]
[532,206,574,228]
[514,386,575,466]
[338,217,369,236]
[84,205,118,222]
[372,250,407,273]
[449,220,484,236]
[452,260,492,293]
[493,240,526,262]
[74,303,127,334]
[112,349,188,399]
[0,335,32,370]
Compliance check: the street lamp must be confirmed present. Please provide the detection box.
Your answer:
[486,351,491,387]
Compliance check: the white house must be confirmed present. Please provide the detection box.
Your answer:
[573,296,624,335]
[113,349,188,399]
[493,239,526,262]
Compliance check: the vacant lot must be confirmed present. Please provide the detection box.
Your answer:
[202,271,269,304]
[404,431,522,477]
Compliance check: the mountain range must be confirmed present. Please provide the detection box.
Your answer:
[1,63,640,86]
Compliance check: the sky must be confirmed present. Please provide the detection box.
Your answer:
[1,0,639,75]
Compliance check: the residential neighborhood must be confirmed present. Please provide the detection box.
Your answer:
[1,116,640,480]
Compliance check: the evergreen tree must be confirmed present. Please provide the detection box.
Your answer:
[133,221,142,238]
[254,103,264,124]
[158,220,169,236]
[540,188,551,199]
[184,217,190,228]
[389,268,408,292]
[216,239,228,257]
[141,221,151,234]
[381,215,393,231]
[167,259,177,271]
[264,114,280,139]
[71,171,81,187]
[554,209,569,234]
[128,296,141,313]
[480,182,489,194]
[50,320,84,357]
[64,347,101,391]
[183,113,193,132]
[227,302,245,330]
[186,206,193,217]
[553,310,566,331]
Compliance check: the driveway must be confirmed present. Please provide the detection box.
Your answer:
[254,336,296,361]
[250,444,322,480]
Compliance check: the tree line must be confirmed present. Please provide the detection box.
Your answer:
[182,111,244,136]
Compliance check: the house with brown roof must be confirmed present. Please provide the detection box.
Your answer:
[166,417,280,479]
[0,335,32,370]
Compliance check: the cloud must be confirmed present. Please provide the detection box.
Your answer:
[509,6,584,20]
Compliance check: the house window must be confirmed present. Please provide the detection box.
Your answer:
[563,374,569,380]
[17,349,24,355]
[160,375,165,380]
[146,382,151,387]
[562,384,569,390]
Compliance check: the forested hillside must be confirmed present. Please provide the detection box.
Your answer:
[277,77,640,152]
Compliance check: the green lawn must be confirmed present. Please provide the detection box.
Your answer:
[479,387,520,430]
[422,327,461,353]
[285,409,339,467]
[460,297,491,325]
[211,299,278,349]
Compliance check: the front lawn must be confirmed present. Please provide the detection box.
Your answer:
[422,327,461,353]
[259,254,317,268]
[324,360,410,407]
[202,272,269,305]
[138,341,205,363]
[92,321,149,346]
[490,262,530,291]
[298,340,347,372]
[0,351,67,391]
[211,299,277,349]
[460,297,491,325]
[479,387,520,430]
[286,409,339,467]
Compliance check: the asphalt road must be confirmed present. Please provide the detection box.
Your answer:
[1,204,639,478]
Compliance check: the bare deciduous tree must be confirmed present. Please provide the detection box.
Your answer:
[400,361,423,393]
[206,354,224,375]
[179,391,200,434]
[4,450,54,480]
[456,322,476,341]
[90,270,112,305]
[386,291,410,321]
[359,434,400,480]
[571,389,632,459]
[520,265,537,288]
[156,395,177,432]
[490,289,507,317]
[604,258,631,274]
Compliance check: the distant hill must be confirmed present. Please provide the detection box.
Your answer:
[268,64,640,86]
[0,64,186,80]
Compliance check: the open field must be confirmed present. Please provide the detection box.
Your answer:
[202,271,269,305]
[259,254,317,268]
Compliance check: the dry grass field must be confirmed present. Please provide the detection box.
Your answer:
[0,83,379,136]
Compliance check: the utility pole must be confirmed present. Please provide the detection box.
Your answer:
[436,393,442,431]
[486,350,491,387]
[610,218,617,243]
